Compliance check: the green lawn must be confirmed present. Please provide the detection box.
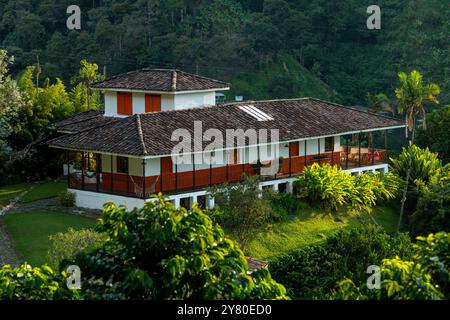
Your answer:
[20,181,67,203]
[0,183,34,207]
[0,180,67,207]
[372,204,400,234]
[242,205,399,261]
[4,212,96,266]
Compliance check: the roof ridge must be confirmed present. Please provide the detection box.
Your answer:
[136,114,148,156]
[223,97,311,106]
[171,70,177,91]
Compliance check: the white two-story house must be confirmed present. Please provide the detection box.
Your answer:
[49,68,405,210]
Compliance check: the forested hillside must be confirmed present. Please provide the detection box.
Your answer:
[0,0,449,104]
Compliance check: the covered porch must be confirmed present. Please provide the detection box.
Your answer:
[65,129,391,200]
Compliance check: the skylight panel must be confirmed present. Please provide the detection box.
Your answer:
[238,105,274,121]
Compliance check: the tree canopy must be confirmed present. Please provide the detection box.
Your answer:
[0,0,448,105]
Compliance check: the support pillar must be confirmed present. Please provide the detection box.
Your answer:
[358,132,362,167]
[81,152,85,189]
[207,195,215,209]
[142,159,146,199]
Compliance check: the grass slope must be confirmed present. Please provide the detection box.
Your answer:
[20,181,67,203]
[243,205,398,261]
[4,212,96,266]
[228,54,337,102]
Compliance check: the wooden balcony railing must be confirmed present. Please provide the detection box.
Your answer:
[68,149,388,199]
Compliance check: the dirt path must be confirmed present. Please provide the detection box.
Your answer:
[8,197,102,219]
[0,187,34,267]
[0,219,22,266]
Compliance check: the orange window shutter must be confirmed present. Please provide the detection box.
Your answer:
[117,92,132,115]
[146,95,161,113]
[124,93,132,115]
[154,95,161,112]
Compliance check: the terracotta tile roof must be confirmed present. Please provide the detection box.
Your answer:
[48,98,405,157]
[53,110,119,134]
[91,69,229,92]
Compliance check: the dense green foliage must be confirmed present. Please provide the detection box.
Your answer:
[269,225,413,299]
[0,50,103,184]
[334,232,449,300]
[416,105,450,164]
[1,197,287,300]
[0,0,448,105]
[390,143,442,186]
[47,228,106,270]
[70,195,287,300]
[0,264,78,300]
[409,167,450,236]
[294,163,400,213]
[390,144,443,215]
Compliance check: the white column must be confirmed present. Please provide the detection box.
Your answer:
[174,198,181,209]
[207,195,215,209]
[287,181,294,194]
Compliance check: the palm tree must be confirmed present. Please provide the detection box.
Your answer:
[395,70,440,233]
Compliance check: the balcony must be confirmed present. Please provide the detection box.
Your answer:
[67,147,388,199]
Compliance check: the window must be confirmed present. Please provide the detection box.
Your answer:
[116,156,129,174]
[145,95,161,113]
[117,92,132,115]
[325,137,335,152]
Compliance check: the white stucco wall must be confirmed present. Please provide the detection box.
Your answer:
[132,92,146,114]
[103,90,216,116]
[72,189,148,211]
[173,92,215,110]
[104,91,118,117]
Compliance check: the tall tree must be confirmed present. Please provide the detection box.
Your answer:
[72,60,104,111]
[395,70,441,233]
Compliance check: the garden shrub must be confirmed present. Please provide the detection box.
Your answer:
[294,164,400,214]
[409,167,450,236]
[269,225,412,299]
[71,195,287,300]
[390,143,443,214]
[47,228,106,270]
[333,232,449,300]
[390,143,442,186]
[59,190,76,207]
[0,264,79,300]
[294,163,355,212]
[208,176,275,248]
